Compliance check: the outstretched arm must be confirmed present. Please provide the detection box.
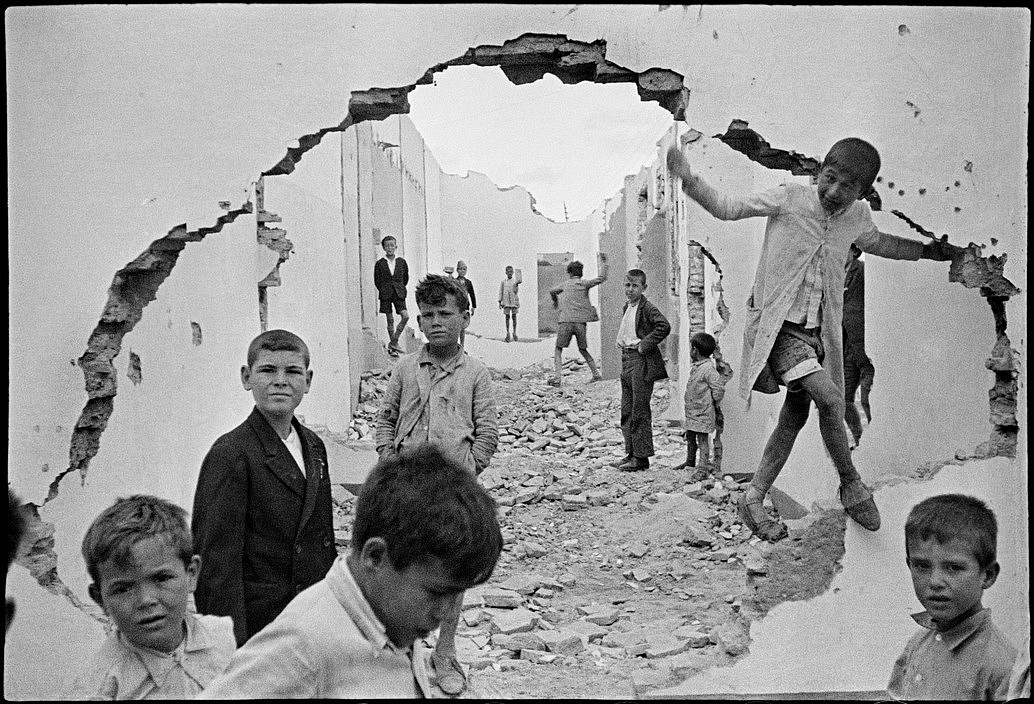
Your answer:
[666,146,784,221]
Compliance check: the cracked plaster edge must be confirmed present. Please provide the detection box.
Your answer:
[17,30,691,617]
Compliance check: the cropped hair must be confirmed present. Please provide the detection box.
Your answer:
[8,489,27,571]
[905,494,998,569]
[82,495,194,587]
[246,329,310,369]
[352,445,502,587]
[381,235,396,247]
[626,269,647,285]
[690,332,717,358]
[415,273,470,312]
[821,137,881,193]
[566,260,584,277]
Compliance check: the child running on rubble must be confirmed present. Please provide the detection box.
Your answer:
[667,138,961,542]
[674,332,727,480]
[68,495,236,699]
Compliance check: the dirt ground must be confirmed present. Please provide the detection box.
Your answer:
[333,357,845,699]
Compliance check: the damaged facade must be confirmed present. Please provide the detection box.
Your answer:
[6,5,1027,699]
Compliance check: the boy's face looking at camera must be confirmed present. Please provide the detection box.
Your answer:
[418,292,468,351]
[505,266,514,279]
[89,536,200,653]
[906,535,999,631]
[816,164,865,215]
[242,349,312,424]
[624,273,647,305]
[382,237,397,257]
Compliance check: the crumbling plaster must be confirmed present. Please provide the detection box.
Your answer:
[5,5,1027,699]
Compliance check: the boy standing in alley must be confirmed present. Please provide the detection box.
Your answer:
[609,269,671,472]
[498,265,521,342]
[374,235,410,357]
[888,494,1017,700]
[549,253,608,386]
[667,138,961,541]
[843,242,875,446]
[375,273,499,696]
[674,332,727,480]
[192,329,336,646]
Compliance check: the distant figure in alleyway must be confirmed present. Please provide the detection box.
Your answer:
[374,235,410,357]
[549,253,608,386]
[843,243,875,447]
[455,260,476,347]
[69,495,236,699]
[498,265,521,342]
[199,446,502,698]
[375,274,498,696]
[610,269,671,472]
[667,138,962,542]
[192,329,336,646]
[674,332,727,479]
[888,494,1016,700]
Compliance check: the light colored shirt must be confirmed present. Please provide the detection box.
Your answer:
[199,555,433,699]
[67,612,236,700]
[499,277,520,308]
[679,175,924,400]
[550,269,607,323]
[383,256,396,276]
[375,344,498,473]
[616,301,641,348]
[282,425,305,478]
[887,608,1017,701]
[683,357,726,433]
[784,253,823,328]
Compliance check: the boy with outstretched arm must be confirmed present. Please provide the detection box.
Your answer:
[667,138,961,541]
[888,494,1017,700]
[200,446,503,698]
[375,273,499,695]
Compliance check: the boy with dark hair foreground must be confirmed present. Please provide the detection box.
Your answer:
[376,273,498,695]
[888,494,1017,700]
[668,138,961,541]
[610,268,671,472]
[193,329,336,646]
[200,446,503,698]
[69,495,236,699]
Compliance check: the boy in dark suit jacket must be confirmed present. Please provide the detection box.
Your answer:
[373,235,410,356]
[610,269,671,471]
[192,329,336,646]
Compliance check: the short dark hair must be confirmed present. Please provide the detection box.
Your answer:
[8,489,27,572]
[690,332,717,358]
[352,445,502,587]
[566,260,584,277]
[626,269,647,286]
[82,495,194,588]
[381,235,396,247]
[905,494,998,569]
[822,138,881,193]
[415,273,469,312]
[246,329,310,368]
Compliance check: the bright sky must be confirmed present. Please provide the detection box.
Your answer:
[408,65,675,222]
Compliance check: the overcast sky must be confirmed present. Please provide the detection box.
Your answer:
[408,64,676,223]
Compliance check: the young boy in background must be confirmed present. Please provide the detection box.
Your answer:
[674,332,727,480]
[610,268,671,472]
[498,265,521,342]
[374,235,410,357]
[375,273,499,695]
[549,253,608,386]
[69,495,236,699]
[199,446,503,698]
[888,494,1017,700]
[192,329,336,646]
[667,138,961,541]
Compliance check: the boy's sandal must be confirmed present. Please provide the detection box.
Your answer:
[839,479,881,531]
[737,492,788,543]
[431,652,467,696]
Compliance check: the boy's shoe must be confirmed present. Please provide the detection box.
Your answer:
[610,455,634,468]
[547,377,561,387]
[671,460,695,471]
[687,466,711,483]
[839,479,881,531]
[513,334,519,341]
[589,373,604,383]
[618,457,649,471]
[737,491,788,542]
[431,652,467,696]
[504,334,511,342]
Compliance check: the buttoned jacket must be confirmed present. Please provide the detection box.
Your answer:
[374,256,409,301]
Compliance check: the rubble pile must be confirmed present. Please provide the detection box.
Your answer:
[347,369,391,443]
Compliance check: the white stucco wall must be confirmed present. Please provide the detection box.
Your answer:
[6,4,1027,698]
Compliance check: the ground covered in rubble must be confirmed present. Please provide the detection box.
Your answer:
[332,357,843,698]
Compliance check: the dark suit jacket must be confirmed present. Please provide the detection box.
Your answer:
[623,295,671,383]
[374,256,409,301]
[843,256,866,353]
[192,408,337,645]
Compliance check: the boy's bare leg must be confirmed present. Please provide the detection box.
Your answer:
[393,310,409,350]
[698,434,712,469]
[432,593,466,694]
[795,371,860,486]
[553,347,564,382]
[511,312,518,341]
[385,311,397,349]
[581,349,602,380]
[750,388,811,495]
